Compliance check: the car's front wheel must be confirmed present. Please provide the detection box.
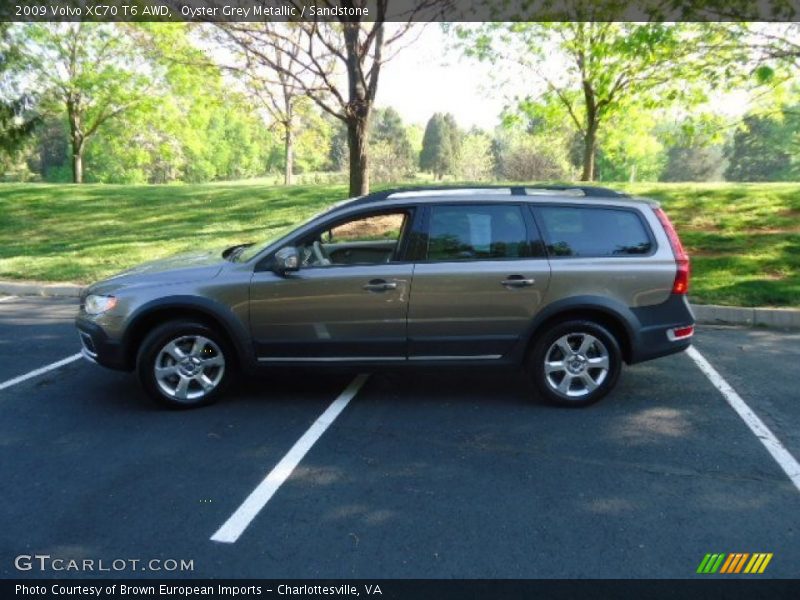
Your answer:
[137,320,231,409]
[529,320,622,407]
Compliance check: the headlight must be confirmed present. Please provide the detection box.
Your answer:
[84,294,118,315]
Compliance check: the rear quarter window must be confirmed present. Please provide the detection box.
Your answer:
[535,205,653,258]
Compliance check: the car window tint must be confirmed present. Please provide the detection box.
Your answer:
[537,206,652,257]
[427,205,532,261]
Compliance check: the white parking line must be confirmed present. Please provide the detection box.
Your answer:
[0,295,17,303]
[0,353,83,392]
[211,373,370,544]
[687,346,800,493]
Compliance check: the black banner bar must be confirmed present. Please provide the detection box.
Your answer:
[2,0,800,23]
[4,579,800,600]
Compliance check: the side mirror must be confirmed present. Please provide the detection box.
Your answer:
[273,246,300,275]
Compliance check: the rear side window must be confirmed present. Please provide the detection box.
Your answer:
[426,204,537,261]
[535,206,653,257]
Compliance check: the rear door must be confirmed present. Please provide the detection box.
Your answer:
[407,202,551,360]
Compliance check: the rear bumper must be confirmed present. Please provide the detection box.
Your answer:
[75,317,131,371]
[629,294,695,364]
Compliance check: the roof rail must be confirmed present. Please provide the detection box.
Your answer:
[360,185,511,202]
[350,184,628,205]
[525,184,628,198]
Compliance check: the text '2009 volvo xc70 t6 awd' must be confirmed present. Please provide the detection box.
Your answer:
[76,185,694,409]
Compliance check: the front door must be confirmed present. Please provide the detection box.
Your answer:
[250,208,415,362]
[407,203,551,359]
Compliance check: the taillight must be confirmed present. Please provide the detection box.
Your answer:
[654,207,690,295]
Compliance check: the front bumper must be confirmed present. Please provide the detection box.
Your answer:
[75,317,131,371]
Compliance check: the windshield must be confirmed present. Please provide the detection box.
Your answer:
[234,197,359,262]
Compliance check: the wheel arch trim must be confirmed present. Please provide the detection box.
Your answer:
[517,295,639,364]
[122,296,254,370]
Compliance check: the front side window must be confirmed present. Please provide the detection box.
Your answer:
[298,210,410,267]
[327,213,406,244]
[426,204,534,261]
[536,206,653,257]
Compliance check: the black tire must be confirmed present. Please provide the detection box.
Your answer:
[528,319,622,408]
[136,320,232,409]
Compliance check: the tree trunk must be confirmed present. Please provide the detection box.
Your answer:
[67,97,84,184]
[580,81,598,182]
[72,150,83,184]
[284,124,294,186]
[342,21,374,197]
[347,116,369,196]
[580,124,597,182]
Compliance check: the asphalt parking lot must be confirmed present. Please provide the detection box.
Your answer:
[1,295,798,579]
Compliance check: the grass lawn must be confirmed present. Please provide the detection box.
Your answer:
[622,183,800,307]
[1,180,798,307]
[0,180,340,284]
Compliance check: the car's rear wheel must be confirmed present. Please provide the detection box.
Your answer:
[529,320,621,407]
[137,320,231,408]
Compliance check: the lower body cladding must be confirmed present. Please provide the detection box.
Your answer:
[629,294,695,363]
[75,318,129,370]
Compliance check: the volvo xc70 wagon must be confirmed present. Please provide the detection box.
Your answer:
[76,185,694,408]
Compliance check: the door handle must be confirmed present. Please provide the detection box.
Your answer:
[363,279,398,292]
[501,276,535,288]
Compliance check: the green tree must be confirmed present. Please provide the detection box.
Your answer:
[327,117,349,172]
[456,130,495,181]
[443,113,463,163]
[372,108,410,149]
[6,23,277,184]
[370,139,412,183]
[724,111,799,181]
[420,113,459,179]
[15,23,159,183]
[452,22,746,180]
[292,97,334,175]
[369,107,414,181]
[406,123,424,160]
[659,115,730,182]
[28,117,70,181]
[87,24,277,185]
[84,84,275,184]
[0,24,40,166]
[493,109,575,181]
[661,145,726,182]
[492,126,572,182]
[595,106,665,182]
[214,23,314,185]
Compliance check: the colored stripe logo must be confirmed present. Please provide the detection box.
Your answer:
[697,553,773,574]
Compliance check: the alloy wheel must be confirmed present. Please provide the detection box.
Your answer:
[153,335,225,402]
[543,332,610,398]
